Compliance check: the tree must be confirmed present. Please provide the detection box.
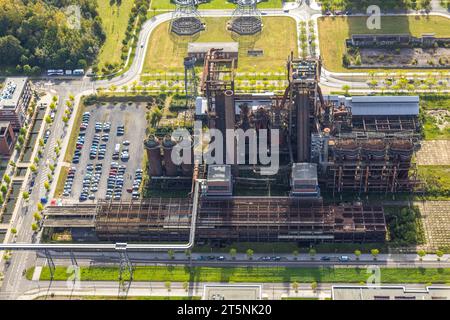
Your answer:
[3,174,11,185]
[309,248,316,260]
[44,181,50,192]
[342,84,351,96]
[0,35,24,65]
[354,250,361,261]
[1,184,7,194]
[167,249,174,260]
[33,212,42,221]
[37,202,44,212]
[183,281,189,292]
[31,223,38,232]
[45,115,52,124]
[371,249,379,260]
[165,281,171,293]
[30,164,37,173]
[436,250,444,261]
[293,250,299,260]
[311,281,318,292]
[417,250,426,261]
[22,191,29,201]
[246,249,254,260]
[184,249,191,259]
[229,248,237,260]
[11,228,17,235]
[292,281,299,293]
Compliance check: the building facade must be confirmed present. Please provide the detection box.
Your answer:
[0,77,31,131]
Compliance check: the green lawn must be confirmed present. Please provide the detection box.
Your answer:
[418,165,450,197]
[150,0,282,10]
[143,16,297,74]
[31,266,450,284]
[318,15,450,72]
[63,99,85,163]
[53,166,69,198]
[49,295,201,300]
[97,0,135,70]
[420,95,450,140]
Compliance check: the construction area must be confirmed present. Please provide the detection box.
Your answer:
[42,41,424,246]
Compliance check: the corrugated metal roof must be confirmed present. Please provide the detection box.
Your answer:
[352,96,419,103]
[350,96,419,116]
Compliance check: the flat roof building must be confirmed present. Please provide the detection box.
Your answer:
[0,77,31,131]
[203,285,262,300]
[323,95,420,117]
[0,121,16,156]
[350,96,419,116]
[188,42,239,61]
[332,286,450,300]
[205,164,233,196]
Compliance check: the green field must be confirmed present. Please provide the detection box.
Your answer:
[143,16,297,74]
[31,266,450,284]
[419,165,450,198]
[150,0,283,10]
[97,0,135,71]
[420,95,450,140]
[318,15,450,72]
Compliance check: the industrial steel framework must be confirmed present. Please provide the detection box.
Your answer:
[184,56,198,109]
[91,197,386,243]
[229,0,262,35]
[171,0,205,36]
[325,136,420,196]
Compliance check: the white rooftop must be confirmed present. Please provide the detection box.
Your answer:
[0,77,28,109]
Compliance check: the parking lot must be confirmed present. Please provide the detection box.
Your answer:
[63,103,147,201]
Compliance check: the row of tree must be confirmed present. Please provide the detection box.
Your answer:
[320,0,432,12]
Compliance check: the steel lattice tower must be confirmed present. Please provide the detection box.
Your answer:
[171,0,205,36]
[229,0,262,35]
[184,56,197,109]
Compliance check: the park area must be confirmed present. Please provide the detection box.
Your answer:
[96,0,135,72]
[317,15,450,72]
[142,16,298,74]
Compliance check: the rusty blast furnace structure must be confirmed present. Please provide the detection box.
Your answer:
[45,51,423,246]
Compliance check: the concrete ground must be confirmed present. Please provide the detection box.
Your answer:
[416,140,450,166]
[416,200,450,251]
[65,102,147,201]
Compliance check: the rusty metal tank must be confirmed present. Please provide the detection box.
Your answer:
[162,135,178,176]
[144,135,163,177]
[178,135,193,176]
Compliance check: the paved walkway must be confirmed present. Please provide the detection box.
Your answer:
[416,201,450,250]
[417,140,450,166]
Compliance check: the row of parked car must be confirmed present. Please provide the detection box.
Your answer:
[95,121,111,132]
[79,163,103,201]
[89,133,107,160]
[62,167,77,197]
[105,162,127,200]
[129,169,142,200]
[73,112,91,164]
